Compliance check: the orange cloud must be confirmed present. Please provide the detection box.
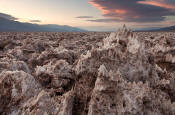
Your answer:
[89,0,127,15]
[138,0,175,9]
[88,0,175,23]
[89,0,109,14]
[115,9,127,14]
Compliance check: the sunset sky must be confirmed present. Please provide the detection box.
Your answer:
[0,0,175,31]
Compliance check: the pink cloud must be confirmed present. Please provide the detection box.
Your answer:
[138,0,175,9]
[89,0,175,23]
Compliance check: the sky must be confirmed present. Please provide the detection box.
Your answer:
[0,0,175,31]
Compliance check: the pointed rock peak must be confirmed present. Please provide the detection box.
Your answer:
[123,24,126,29]
[98,64,108,76]
[122,24,128,32]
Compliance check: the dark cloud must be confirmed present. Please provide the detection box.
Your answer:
[87,17,165,23]
[30,20,41,23]
[87,19,120,23]
[89,0,175,23]
[0,13,18,20]
[76,16,94,19]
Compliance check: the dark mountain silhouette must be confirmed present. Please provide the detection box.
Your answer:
[149,25,175,31]
[0,17,86,32]
[137,25,175,32]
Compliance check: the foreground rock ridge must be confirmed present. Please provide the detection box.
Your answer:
[0,27,175,115]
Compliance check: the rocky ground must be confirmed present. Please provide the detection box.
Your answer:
[0,26,175,115]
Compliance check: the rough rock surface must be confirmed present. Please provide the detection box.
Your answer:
[0,28,175,115]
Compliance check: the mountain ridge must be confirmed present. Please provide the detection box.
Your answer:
[137,25,175,32]
[150,25,175,31]
[0,17,86,32]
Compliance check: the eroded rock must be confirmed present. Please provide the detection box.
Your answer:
[0,71,41,114]
[35,59,74,89]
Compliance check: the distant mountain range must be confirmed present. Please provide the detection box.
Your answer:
[149,25,175,32]
[137,25,175,32]
[1,16,175,32]
[0,17,86,32]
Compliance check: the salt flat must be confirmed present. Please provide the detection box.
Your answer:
[0,27,175,114]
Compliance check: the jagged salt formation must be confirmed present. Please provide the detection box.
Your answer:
[74,26,175,114]
[74,25,158,84]
[88,63,175,115]
[35,59,74,89]
[0,29,175,114]
[0,71,41,114]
